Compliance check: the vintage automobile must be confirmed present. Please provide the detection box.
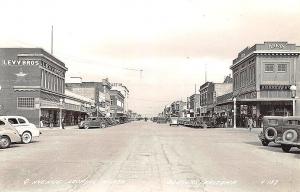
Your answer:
[0,116,40,144]
[78,117,107,129]
[169,117,179,126]
[258,116,300,148]
[0,118,21,149]
[274,117,300,152]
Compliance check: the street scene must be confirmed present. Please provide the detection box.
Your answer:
[1,0,300,191]
[1,122,300,192]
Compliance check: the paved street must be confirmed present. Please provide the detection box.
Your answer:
[1,121,300,192]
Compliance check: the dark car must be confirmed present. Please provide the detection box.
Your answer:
[78,117,107,129]
[274,117,300,152]
[258,116,300,149]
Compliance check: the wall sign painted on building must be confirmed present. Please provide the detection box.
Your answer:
[260,85,291,90]
[2,60,40,66]
[268,43,286,49]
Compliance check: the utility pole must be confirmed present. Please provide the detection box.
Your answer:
[205,63,207,82]
[51,25,54,54]
[124,68,143,79]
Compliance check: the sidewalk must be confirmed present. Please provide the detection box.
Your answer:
[234,127,262,134]
[39,125,79,131]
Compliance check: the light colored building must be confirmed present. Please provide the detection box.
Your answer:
[111,83,129,113]
[230,41,300,117]
[109,90,125,118]
[65,78,112,117]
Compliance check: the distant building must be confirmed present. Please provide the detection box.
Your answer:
[199,80,233,117]
[170,100,187,117]
[188,94,200,117]
[109,90,125,118]
[66,78,112,117]
[111,83,129,114]
[230,41,300,117]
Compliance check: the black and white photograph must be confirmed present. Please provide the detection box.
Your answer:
[0,0,300,191]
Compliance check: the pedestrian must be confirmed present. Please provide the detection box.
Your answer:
[248,116,253,132]
[62,118,65,129]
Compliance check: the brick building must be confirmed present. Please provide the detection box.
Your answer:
[0,48,68,127]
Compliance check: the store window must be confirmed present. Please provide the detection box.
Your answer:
[265,64,274,72]
[277,64,287,72]
[17,97,35,109]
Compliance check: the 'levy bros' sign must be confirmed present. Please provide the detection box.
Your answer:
[260,85,291,90]
[2,59,40,66]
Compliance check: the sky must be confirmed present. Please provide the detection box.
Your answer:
[1,0,300,116]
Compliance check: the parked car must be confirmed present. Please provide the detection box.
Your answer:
[169,117,179,126]
[274,117,300,152]
[78,117,107,129]
[0,118,21,149]
[258,116,300,148]
[0,116,40,144]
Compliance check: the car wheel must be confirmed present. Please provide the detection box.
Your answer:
[101,123,106,128]
[264,127,277,141]
[0,136,11,149]
[261,140,269,146]
[281,144,292,153]
[22,132,32,144]
[84,125,89,129]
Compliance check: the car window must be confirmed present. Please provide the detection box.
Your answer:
[8,118,18,124]
[268,119,278,125]
[18,118,26,124]
[0,120,5,126]
[288,120,300,125]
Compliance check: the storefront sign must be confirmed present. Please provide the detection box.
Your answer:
[2,60,40,66]
[260,85,291,90]
[268,43,286,49]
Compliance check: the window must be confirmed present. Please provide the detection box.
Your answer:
[268,119,278,125]
[0,120,5,125]
[18,118,26,124]
[8,118,18,124]
[265,64,274,72]
[288,120,300,125]
[17,97,35,108]
[277,64,287,72]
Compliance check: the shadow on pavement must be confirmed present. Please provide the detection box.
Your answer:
[245,141,300,154]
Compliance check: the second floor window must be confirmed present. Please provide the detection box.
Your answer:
[265,64,274,72]
[277,64,287,72]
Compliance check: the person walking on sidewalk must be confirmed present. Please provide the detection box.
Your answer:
[248,116,253,132]
[61,118,65,129]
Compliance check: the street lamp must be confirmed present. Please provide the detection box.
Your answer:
[233,97,236,128]
[290,85,297,116]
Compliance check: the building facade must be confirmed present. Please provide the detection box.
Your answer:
[231,41,300,117]
[111,83,129,114]
[200,81,232,117]
[109,90,125,118]
[188,94,200,117]
[170,101,187,117]
[0,48,68,127]
[66,78,112,117]
[199,82,211,116]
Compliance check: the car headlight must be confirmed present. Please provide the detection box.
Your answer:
[286,132,293,140]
